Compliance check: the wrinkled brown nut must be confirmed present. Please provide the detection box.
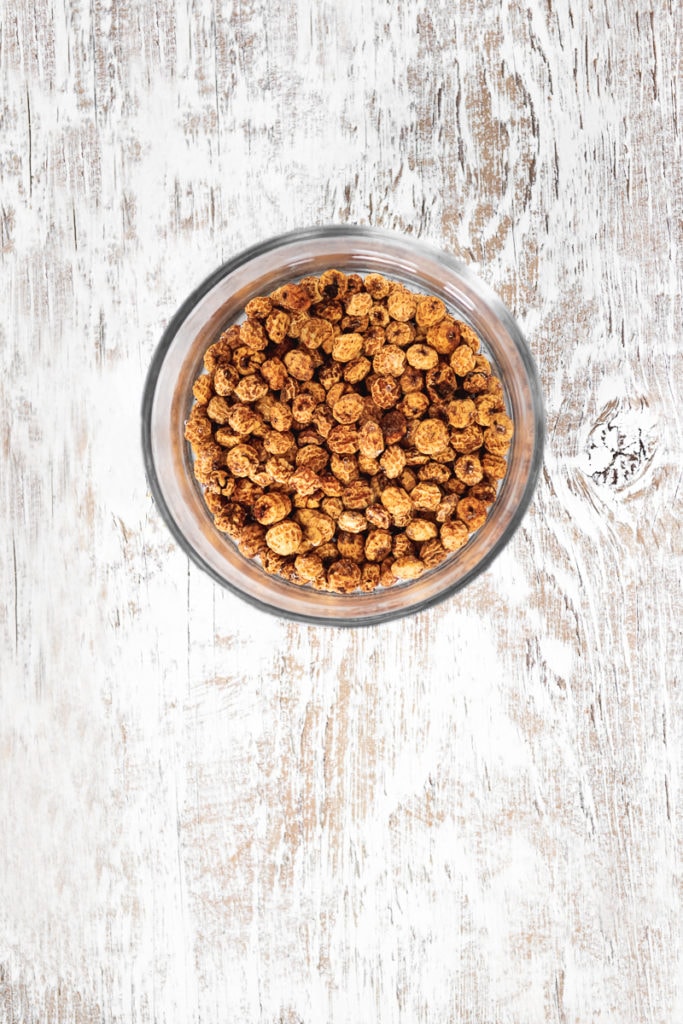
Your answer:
[338,510,367,533]
[380,486,414,527]
[415,296,446,328]
[252,492,292,525]
[440,520,469,551]
[294,553,325,580]
[327,558,361,593]
[265,519,303,555]
[482,452,508,479]
[391,556,424,580]
[189,271,511,592]
[364,528,393,562]
[332,392,365,423]
[420,538,448,568]
[406,518,438,542]
[414,418,449,455]
[450,344,477,377]
[332,333,364,362]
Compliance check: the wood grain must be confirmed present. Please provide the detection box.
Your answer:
[1,0,681,1022]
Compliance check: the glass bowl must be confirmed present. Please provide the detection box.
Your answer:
[141,225,544,626]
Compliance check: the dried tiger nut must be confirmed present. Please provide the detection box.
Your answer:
[435,494,459,523]
[327,558,361,593]
[386,287,417,322]
[344,292,373,317]
[296,445,329,473]
[319,269,348,301]
[256,358,285,391]
[339,318,368,342]
[214,428,242,448]
[240,319,269,352]
[450,344,477,377]
[233,347,265,376]
[238,523,268,558]
[400,392,430,419]
[457,322,481,352]
[318,472,343,497]
[245,295,273,320]
[364,528,393,562]
[360,562,381,591]
[313,300,344,323]
[356,455,379,478]
[425,364,457,402]
[316,541,340,562]
[419,538,448,568]
[294,553,325,581]
[283,349,315,382]
[299,275,323,303]
[462,371,489,394]
[454,454,484,486]
[385,321,416,347]
[265,309,291,343]
[365,503,391,529]
[440,520,469,551]
[262,549,288,575]
[224,443,258,477]
[380,486,414,527]
[251,492,291,525]
[203,338,231,372]
[265,457,294,483]
[399,366,424,394]
[406,344,439,370]
[288,393,315,425]
[482,453,508,480]
[330,453,359,484]
[457,497,488,531]
[488,412,514,441]
[368,304,390,328]
[410,481,442,512]
[206,396,232,424]
[337,532,366,563]
[363,273,390,299]
[391,556,424,580]
[347,274,365,294]
[446,398,476,429]
[296,509,336,546]
[373,344,406,377]
[472,355,492,374]
[379,557,397,587]
[214,504,246,537]
[289,466,321,496]
[473,393,503,426]
[321,496,344,519]
[450,425,484,454]
[235,374,269,403]
[426,319,460,355]
[405,518,438,542]
[469,481,498,504]
[227,405,262,435]
[418,461,451,484]
[332,333,364,363]
[327,424,360,454]
[341,480,374,509]
[343,357,372,384]
[213,364,239,397]
[415,296,446,328]
[232,478,264,509]
[369,374,401,410]
[270,283,312,312]
[299,317,333,350]
[357,419,385,458]
[262,428,293,455]
[192,375,213,405]
[362,328,386,357]
[204,491,227,514]
[380,410,407,445]
[338,510,367,533]
[380,445,407,479]
[264,520,302,555]
[414,418,449,456]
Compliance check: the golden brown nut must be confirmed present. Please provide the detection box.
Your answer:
[380,445,407,479]
[380,486,414,527]
[440,520,469,551]
[391,556,424,580]
[327,558,361,593]
[405,518,438,542]
[265,519,303,555]
[252,492,292,525]
[414,418,449,455]
[415,296,446,328]
[364,529,393,562]
[332,333,364,362]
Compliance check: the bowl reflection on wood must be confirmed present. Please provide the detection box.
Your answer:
[141,226,544,625]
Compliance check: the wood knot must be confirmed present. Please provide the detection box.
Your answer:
[581,399,657,491]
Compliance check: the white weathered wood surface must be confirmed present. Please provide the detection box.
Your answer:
[1,0,681,1021]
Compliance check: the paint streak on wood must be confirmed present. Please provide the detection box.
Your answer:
[1,0,681,1022]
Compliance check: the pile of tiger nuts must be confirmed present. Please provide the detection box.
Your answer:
[184,270,513,593]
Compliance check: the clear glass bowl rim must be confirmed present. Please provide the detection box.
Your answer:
[141,224,545,626]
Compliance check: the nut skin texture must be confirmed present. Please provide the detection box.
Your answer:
[188,272,511,592]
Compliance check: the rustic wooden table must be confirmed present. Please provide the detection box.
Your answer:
[2,1,681,1022]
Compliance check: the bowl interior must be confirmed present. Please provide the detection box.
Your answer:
[143,227,543,625]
